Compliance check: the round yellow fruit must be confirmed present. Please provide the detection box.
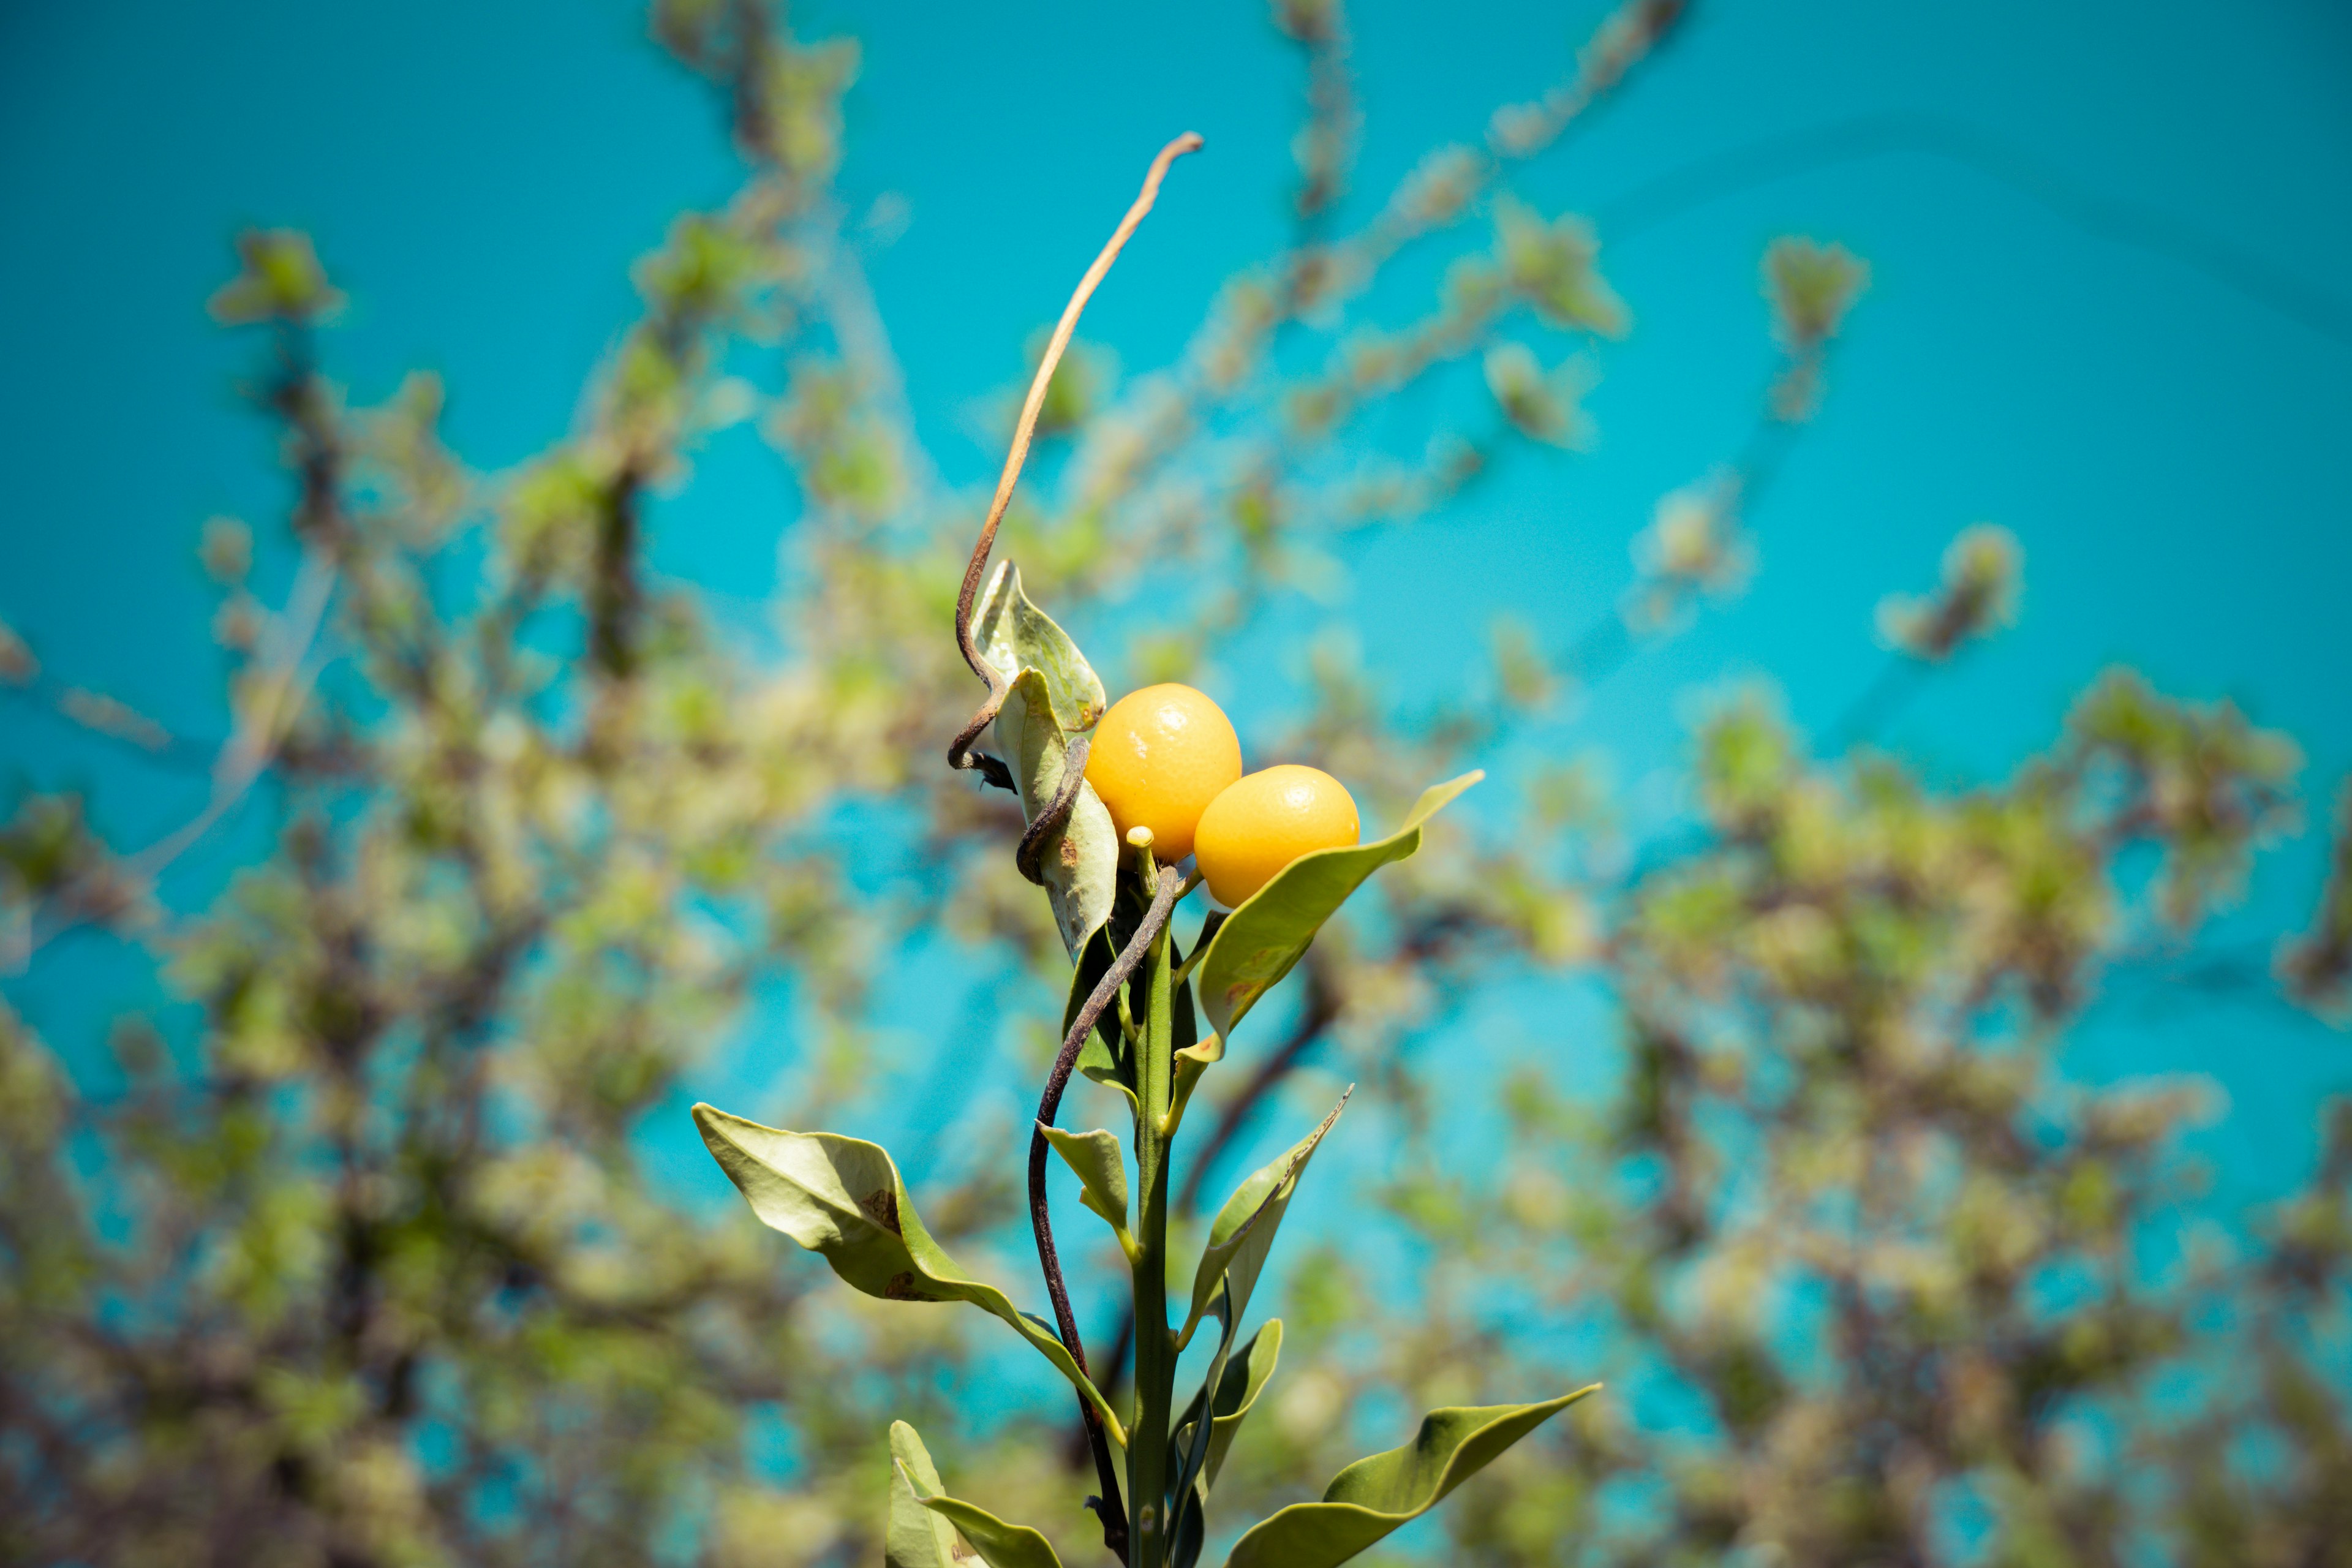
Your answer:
[1193,764,1360,907]
[1082,684,1243,864]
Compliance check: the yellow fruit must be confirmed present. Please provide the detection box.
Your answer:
[1193,764,1360,907]
[1083,684,1243,864]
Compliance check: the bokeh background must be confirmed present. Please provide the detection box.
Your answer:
[3,1,2349,1564]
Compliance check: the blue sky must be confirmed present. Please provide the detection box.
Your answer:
[3,0,2348,1225]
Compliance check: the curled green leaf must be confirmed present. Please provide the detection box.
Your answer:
[1168,1320,1285,1568]
[976,561,1116,957]
[1175,1317,1283,1498]
[1222,1389,1599,1568]
[1170,1093,1345,1552]
[1197,772,1482,1041]
[887,1422,967,1568]
[693,1104,1123,1442]
[895,1450,1066,1568]
[973,560,1105,736]
[997,667,1119,958]
[1040,1123,1130,1236]
[1169,1029,1224,1137]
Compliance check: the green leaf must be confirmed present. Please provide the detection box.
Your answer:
[976,560,1115,959]
[973,560,1105,736]
[886,1422,967,1568]
[1221,1389,1599,1568]
[1197,772,1482,1041]
[1169,1029,1224,1137]
[1170,1095,1344,1545]
[208,228,345,325]
[997,666,1120,959]
[1040,1123,1129,1235]
[895,1449,1067,1568]
[1180,1092,1349,1348]
[693,1104,1123,1441]
[1168,1321,1285,1568]
[1172,1317,1283,1496]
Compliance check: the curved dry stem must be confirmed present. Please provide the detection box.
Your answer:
[946,130,1205,781]
[1029,862,1182,1563]
[948,696,1020,793]
[1015,733,1094,886]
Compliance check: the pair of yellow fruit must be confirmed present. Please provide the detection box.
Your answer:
[1082,683,1358,907]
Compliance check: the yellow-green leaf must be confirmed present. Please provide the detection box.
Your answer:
[693,1104,1123,1442]
[1041,1123,1129,1235]
[1223,1389,1599,1568]
[887,1421,967,1568]
[1179,1316,1283,1495]
[895,1443,1066,1568]
[1181,1093,1349,1347]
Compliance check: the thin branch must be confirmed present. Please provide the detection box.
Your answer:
[1589,108,2352,348]
[813,197,945,508]
[27,542,338,958]
[1821,655,1930,754]
[587,459,645,679]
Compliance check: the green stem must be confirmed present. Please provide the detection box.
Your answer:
[1127,879,1178,1568]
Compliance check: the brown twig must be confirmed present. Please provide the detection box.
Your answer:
[948,132,1204,789]
[588,459,646,679]
[1015,733,1094,886]
[1030,863,1182,1565]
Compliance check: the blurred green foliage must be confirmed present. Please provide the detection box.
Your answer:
[2,1,2347,1565]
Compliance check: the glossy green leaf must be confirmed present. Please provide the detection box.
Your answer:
[1221,1388,1599,1568]
[978,561,1115,959]
[886,1421,967,1568]
[1197,1317,1283,1491]
[1170,1318,1283,1500]
[1180,1092,1349,1347]
[1040,1123,1129,1235]
[1197,772,1482,1041]
[693,1104,1123,1441]
[973,560,1106,736]
[996,666,1119,959]
[896,1449,1066,1568]
[1171,1269,1287,1542]
[1169,1029,1224,1137]
[1168,1320,1286,1568]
